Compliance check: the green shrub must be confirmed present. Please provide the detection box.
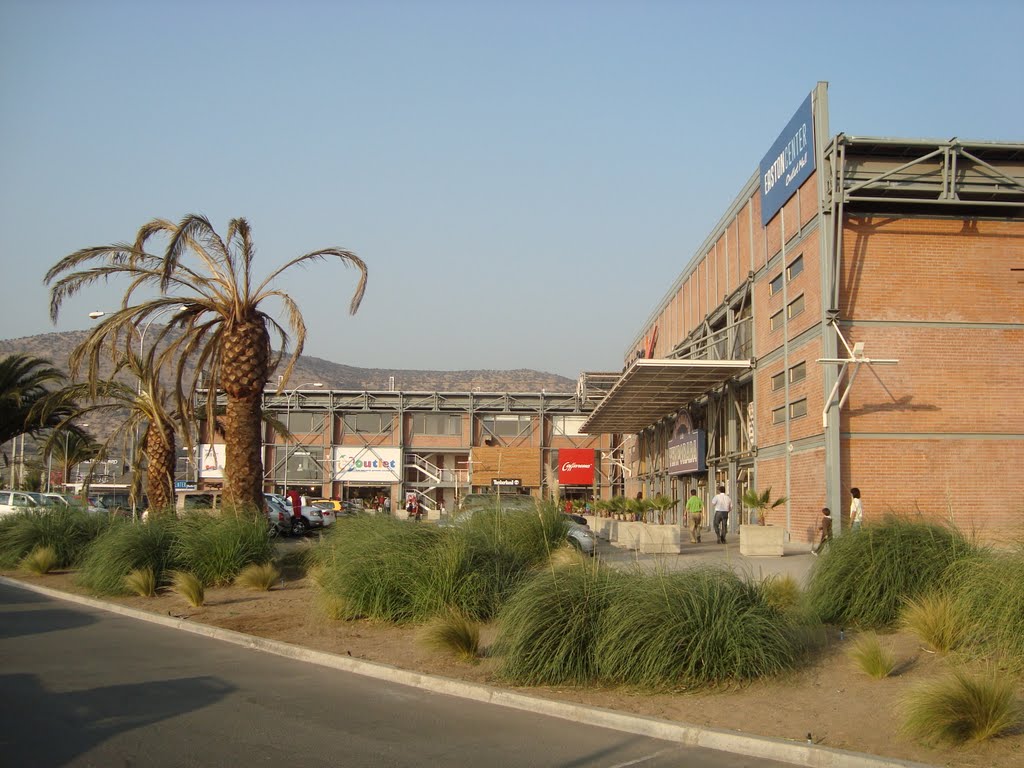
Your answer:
[172,513,273,587]
[124,567,157,597]
[944,548,1024,668]
[902,667,1021,745]
[311,506,568,624]
[21,545,59,575]
[848,632,896,679]
[171,571,205,607]
[0,508,111,569]
[595,567,801,687]
[901,592,963,654]
[759,573,803,614]
[77,517,177,596]
[495,561,619,686]
[806,517,976,629]
[420,611,481,661]
[236,562,281,591]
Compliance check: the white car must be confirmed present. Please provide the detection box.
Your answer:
[0,491,44,517]
[43,492,105,514]
[264,494,324,535]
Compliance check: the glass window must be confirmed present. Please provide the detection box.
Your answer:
[769,272,784,296]
[769,309,784,332]
[771,370,786,392]
[552,415,586,437]
[287,411,326,433]
[772,405,786,425]
[790,398,808,420]
[790,361,806,384]
[787,294,805,320]
[412,413,461,436]
[787,255,804,281]
[343,413,391,434]
[286,447,325,480]
[481,414,532,438]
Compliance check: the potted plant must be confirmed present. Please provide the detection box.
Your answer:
[741,487,787,526]
[649,494,678,526]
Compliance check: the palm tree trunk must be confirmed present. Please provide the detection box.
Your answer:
[145,423,176,512]
[223,394,264,511]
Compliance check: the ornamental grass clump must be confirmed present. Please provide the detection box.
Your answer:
[420,611,482,662]
[902,667,1022,745]
[595,567,801,687]
[20,545,59,575]
[0,507,110,569]
[944,547,1024,668]
[901,591,963,654]
[494,561,618,686]
[124,567,157,597]
[171,571,205,607]
[171,512,273,587]
[806,517,976,629]
[848,632,897,679]
[77,517,177,596]
[236,562,281,591]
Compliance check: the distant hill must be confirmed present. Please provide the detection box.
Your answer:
[0,330,576,393]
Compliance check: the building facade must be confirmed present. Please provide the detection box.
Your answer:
[582,82,1024,543]
[198,389,616,515]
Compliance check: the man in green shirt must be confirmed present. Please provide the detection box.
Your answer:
[686,489,704,543]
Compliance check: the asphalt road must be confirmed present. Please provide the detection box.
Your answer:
[0,582,791,767]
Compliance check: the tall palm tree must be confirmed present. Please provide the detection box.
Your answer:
[37,352,180,512]
[0,354,76,447]
[46,214,367,509]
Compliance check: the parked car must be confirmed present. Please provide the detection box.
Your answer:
[565,519,597,556]
[0,490,44,517]
[264,493,324,535]
[307,499,336,527]
[42,492,105,514]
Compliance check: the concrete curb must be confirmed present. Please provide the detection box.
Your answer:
[2,576,932,768]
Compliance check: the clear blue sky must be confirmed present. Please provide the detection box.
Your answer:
[1,0,1021,379]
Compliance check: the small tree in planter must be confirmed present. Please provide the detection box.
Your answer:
[608,495,628,520]
[741,487,787,526]
[650,494,678,525]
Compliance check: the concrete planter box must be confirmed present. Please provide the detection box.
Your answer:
[637,524,683,554]
[739,524,786,556]
[585,516,612,541]
[616,521,644,550]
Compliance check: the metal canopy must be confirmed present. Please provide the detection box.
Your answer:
[581,358,751,434]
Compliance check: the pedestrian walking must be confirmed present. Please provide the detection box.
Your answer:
[811,506,833,555]
[711,485,732,543]
[686,489,704,543]
[849,487,863,531]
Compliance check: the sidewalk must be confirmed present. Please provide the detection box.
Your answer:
[596,529,817,586]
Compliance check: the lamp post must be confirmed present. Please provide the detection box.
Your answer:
[282,383,323,496]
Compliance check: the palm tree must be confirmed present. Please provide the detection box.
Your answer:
[37,352,180,512]
[741,487,788,526]
[649,493,678,526]
[47,429,102,490]
[0,354,77,447]
[45,214,367,509]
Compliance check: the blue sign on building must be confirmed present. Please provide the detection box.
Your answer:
[667,430,706,475]
[759,93,815,226]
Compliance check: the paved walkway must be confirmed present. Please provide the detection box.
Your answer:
[596,529,817,586]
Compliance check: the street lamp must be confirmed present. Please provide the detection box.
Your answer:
[283,383,324,496]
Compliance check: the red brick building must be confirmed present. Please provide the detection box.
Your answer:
[582,82,1024,543]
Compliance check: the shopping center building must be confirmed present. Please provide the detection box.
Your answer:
[581,82,1023,543]
[197,82,1021,542]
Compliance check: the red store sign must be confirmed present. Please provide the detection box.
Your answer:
[558,449,595,486]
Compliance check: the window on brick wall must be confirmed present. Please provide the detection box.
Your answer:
[789,361,806,384]
[772,404,786,425]
[787,294,805,320]
[771,370,786,391]
[769,309,784,332]
[412,413,462,436]
[790,398,808,420]
[769,272,784,296]
[343,413,391,434]
[787,255,804,281]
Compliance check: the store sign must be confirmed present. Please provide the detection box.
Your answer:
[332,447,402,483]
[198,443,226,480]
[174,481,196,490]
[491,478,522,487]
[558,448,595,485]
[760,93,815,226]
[667,431,706,475]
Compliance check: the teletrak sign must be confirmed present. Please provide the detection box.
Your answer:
[667,431,706,475]
[759,93,815,226]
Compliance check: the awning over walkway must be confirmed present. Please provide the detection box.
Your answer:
[581,358,752,434]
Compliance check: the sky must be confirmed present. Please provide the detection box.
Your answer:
[1,0,1021,380]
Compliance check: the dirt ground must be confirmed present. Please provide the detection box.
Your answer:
[7,563,1023,768]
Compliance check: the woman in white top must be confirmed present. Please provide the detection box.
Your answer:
[849,487,863,531]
